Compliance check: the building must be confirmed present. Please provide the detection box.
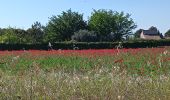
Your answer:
[140,29,162,40]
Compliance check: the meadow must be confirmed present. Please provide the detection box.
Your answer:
[0,47,170,99]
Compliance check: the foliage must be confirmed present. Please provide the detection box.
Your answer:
[71,30,98,42]
[0,39,170,50]
[0,48,170,99]
[0,9,138,43]
[165,29,170,37]
[14,28,32,43]
[149,26,162,35]
[112,12,137,41]
[45,9,87,42]
[134,29,142,38]
[27,21,45,43]
[0,27,34,44]
[88,10,115,37]
[88,9,137,41]
[149,26,159,32]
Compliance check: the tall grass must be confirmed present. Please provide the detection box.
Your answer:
[0,48,170,99]
[1,67,170,99]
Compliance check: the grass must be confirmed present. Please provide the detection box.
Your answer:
[1,68,170,99]
[0,47,170,99]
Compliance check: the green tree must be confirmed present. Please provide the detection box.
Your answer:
[45,9,87,42]
[1,27,19,44]
[88,10,114,37]
[113,12,137,41]
[14,28,31,43]
[0,28,29,44]
[149,26,158,32]
[149,26,161,34]
[27,21,45,43]
[134,29,142,38]
[165,29,170,37]
[88,9,137,41]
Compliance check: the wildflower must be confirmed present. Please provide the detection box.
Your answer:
[73,75,80,83]
[12,55,20,62]
[114,59,123,64]
[163,50,168,55]
[113,66,120,71]
[83,76,89,81]
[118,95,124,100]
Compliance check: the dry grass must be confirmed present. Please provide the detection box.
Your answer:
[1,66,170,100]
[0,48,170,99]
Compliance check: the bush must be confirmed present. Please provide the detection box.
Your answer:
[71,30,98,42]
[0,39,170,50]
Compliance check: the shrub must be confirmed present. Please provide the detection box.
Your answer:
[71,30,98,42]
[0,39,170,50]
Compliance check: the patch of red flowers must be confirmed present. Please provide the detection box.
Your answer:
[114,58,124,63]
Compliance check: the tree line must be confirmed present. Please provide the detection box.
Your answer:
[0,9,169,44]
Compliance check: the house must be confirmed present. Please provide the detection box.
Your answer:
[140,29,162,40]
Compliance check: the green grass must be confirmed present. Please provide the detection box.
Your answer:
[0,48,170,99]
[1,68,170,99]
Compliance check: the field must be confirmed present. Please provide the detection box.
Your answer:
[0,47,170,99]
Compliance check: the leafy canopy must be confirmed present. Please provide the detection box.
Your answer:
[46,9,87,42]
[88,9,137,41]
[165,29,170,37]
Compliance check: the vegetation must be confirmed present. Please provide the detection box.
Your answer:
[45,9,87,42]
[1,9,168,44]
[27,21,45,43]
[0,7,170,100]
[88,9,137,41]
[134,29,142,38]
[71,30,97,42]
[0,47,170,99]
[0,39,170,50]
[165,29,170,37]
[0,9,137,43]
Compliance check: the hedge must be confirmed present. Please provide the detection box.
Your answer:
[0,39,170,50]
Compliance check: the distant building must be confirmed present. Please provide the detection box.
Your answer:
[140,29,162,40]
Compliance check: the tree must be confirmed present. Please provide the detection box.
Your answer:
[71,30,97,42]
[27,21,45,43]
[112,12,137,41]
[1,27,18,44]
[88,9,137,41]
[149,26,161,34]
[165,29,170,37]
[149,26,158,32]
[134,29,142,38]
[88,10,114,37]
[14,28,30,43]
[45,9,87,42]
[0,27,31,44]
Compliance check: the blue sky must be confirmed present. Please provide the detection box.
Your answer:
[0,0,169,33]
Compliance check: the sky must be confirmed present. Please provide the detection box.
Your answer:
[0,0,169,34]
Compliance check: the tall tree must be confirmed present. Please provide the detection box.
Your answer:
[1,27,18,44]
[45,9,87,42]
[113,12,137,41]
[88,10,114,37]
[149,26,158,32]
[14,28,30,43]
[27,21,45,43]
[88,9,137,41]
[149,26,161,34]
[0,28,32,44]
[165,29,170,37]
[134,29,142,38]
